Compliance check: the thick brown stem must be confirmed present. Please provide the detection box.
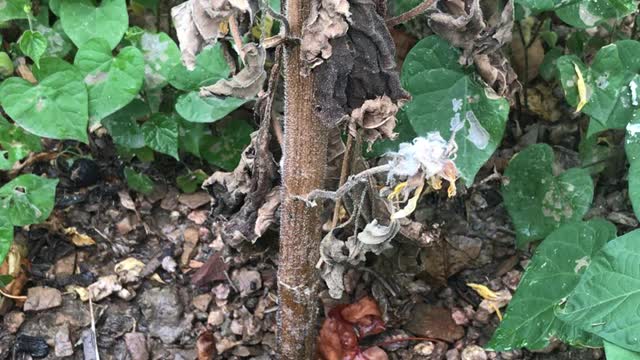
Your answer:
[277,0,329,358]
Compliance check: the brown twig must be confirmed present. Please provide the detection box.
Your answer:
[265,46,284,148]
[385,0,436,27]
[228,15,245,59]
[331,131,354,228]
[0,288,27,300]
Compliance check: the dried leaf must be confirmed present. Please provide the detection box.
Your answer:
[340,296,385,338]
[301,0,351,68]
[200,43,266,99]
[357,220,400,245]
[171,0,250,70]
[390,183,424,220]
[317,316,358,360]
[63,227,96,247]
[114,257,146,283]
[574,63,588,112]
[254,187,280,237]
[350,96,399,150]
[467,283,498,300]
[197,330,217,360]
[191,252,229,286]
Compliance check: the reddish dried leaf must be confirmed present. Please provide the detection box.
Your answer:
[340,297,384,337]
[196,330,216,360]
[317,317,358,360]
[191,253,228,286]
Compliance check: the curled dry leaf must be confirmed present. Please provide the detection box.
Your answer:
[350,96,399,151]
[318,296,386,360]
[427,0,519,97]
[254,186,280,237]
[197,330,217,360]
[172,0,250,70]
[63,227,96,247]
[200,43,266,99]
[312,0,409,127]
[191,252,229,286]
[301,0,351,68]
[357,220,400,245]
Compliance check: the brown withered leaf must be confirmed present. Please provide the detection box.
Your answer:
[191,252,229,286]
[312,0,410,128]
[200,43,266,99]
[254,186,280,237]
[350,96,399,151]
[197,330,217,360]
[301,0,351,68]
[426,0,519,97]
[171,0,250,70]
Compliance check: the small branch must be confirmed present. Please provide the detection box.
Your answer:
[296,164,392,205]
[331,132,354,228]
[0,289,26,300]
[228,15,245,59]
[385,0,436,27]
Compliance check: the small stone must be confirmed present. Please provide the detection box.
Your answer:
[3,311,25,333]
[404,304,464,342]
[446,349,461,360]
[160,188,180,210]
[115,257,146,283]
[53,253,76,277]
[192,294,212,312]
[462,345,487,360]
[116,216,134,235]
[208,308,225,326]
[230,318,244,335]
[188,210,208,225]
[451,307,469,326]
[54,324,74,357]
[125,332,149,360]
[24,287,63,311]
[117,287,136,301]
[413,341,434,356]
[231,268,262,297]
[161,256,177,273]
[502,270,521,291]
[178,192,211,209]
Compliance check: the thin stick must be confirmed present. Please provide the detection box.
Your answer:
[266,46,284,148]
[331,133,354,228]
[228,15,245,59]
[385,0,436,27]
[0,289,27,300]
[89,294,101,360]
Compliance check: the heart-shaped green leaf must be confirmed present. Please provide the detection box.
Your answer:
[130,30,181,90]
[124,167,154,194]
[557,41,640,135]
[19,30,47,67]
[0,0,29,22]
[0,116,42,170]
[558,228,640,351]
[75,38,144,124]
[60,0,128,49]
[179,119,209,158]
[625,117,640,220]
[35,21,73,58]
[0,71,89,142]
[604,341,640,360]
[400,35,509,185]
[201,119,253,170]
[142,113,179,160]
[102,99,149,149]
[175,92,248,123]
[488,219,616,351]
[169,44,231,92]
[556,0,636,28]
[502,144,594,246]
[32,57,81,82]
[0,174,58,226]
[0,216,13,267]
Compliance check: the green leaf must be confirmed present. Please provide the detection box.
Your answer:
[0,71,89,142]
[400,36,509,185]
[176,169,208,193]
[557,228,640,351]
[179,119,209,158]
[0,274,13,287]
[75,38,145,124]
[60,0,128,49]
[0,0,29,22]
[102,99,149,149]
[556,1,636,28]
[393,0,421,15]
[18,30,47,67]
[0,174,58,226]
[141,113,179,160]
[168,44,231,91]
[35,21,73,58]
[0,217,13,265]
[487,220,616,351]
[539,47,562,82]
[123,167,154,194]
[502,144,594,246]
[557,41,640,132]
[0,116,42,170]
[32,57,80,82]
[202,120,253,170]
[130,30,181,90]
[625,117,640,221]
[605,341,640,360]
[176,92,248,123]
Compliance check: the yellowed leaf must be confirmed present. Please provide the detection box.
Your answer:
[64,227,96,247]
[390,183,424,220]
[67,285,89,302]
[467,283,498,300]
[574,63,588,112]
[387,181,407,201]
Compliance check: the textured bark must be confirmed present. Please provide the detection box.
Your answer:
[277,0,329,358]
